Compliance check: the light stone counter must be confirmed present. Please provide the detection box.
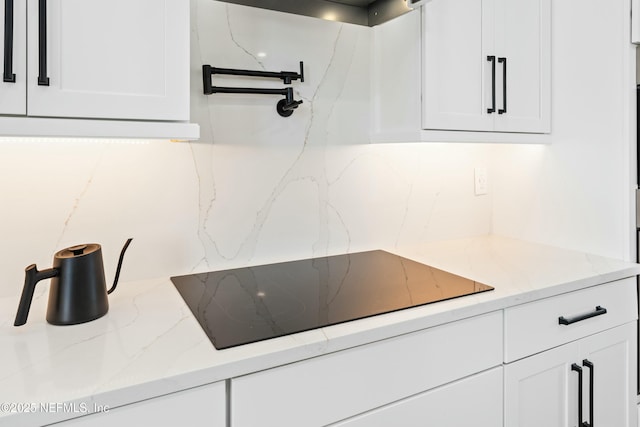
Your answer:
[2,235,639,426]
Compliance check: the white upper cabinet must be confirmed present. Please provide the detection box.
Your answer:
[421,0,494,132]
[27,0,189,121]
[0,0,196,139]
[494,0,551,132]
[421,0,550,133]
[632,0,640,43]
[0,0,26,115]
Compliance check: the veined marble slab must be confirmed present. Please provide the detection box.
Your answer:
[1,235,639,426]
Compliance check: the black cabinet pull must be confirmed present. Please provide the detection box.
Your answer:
[487,55,496,113]
[572,363,584,426]
[582,359,594,427]
[558,306,607,325]
[37,0,49,86]
[3,0,15,82]
[498,57,507,114]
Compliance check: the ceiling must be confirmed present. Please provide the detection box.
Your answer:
[217,0,414,26]
[327,0,374,6]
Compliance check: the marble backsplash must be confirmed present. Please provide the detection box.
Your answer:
[0,1,493,298]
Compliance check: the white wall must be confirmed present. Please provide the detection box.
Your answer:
[188,0,493,271]
[369,0,637,261]
[1,0,633,303]
[0,1,493,298]
[491,0,636,261]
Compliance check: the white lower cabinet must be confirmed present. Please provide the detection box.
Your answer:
[581,323,637,427]
[505,318,637,427]
[231,311,503,427]
[505,340,576,427]
[503,278,637,363]
[51,278,638,427]
[50,382,226,427]
[331,367,503,427]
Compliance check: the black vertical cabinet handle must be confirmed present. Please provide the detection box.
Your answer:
[38,0,49,86]
[3,0,15,82]
[498,57,507,114]
[487,55,496,113]
[582,359,594,427]
[572,363,584,427]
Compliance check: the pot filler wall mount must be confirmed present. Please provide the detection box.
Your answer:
[202,62,305,117]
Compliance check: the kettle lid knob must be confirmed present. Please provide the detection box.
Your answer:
[56,243,101,258]
[68,244,88,256]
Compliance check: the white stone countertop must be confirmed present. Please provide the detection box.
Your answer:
[2,235,640,426]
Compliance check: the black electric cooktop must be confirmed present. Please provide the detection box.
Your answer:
[170,250,493,350]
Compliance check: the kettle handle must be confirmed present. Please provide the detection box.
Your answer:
[14,264,58,326]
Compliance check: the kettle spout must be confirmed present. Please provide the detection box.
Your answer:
[106,238,133,295]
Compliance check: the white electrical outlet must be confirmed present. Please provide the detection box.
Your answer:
[474,167,488,195]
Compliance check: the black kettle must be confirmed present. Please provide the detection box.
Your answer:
[14,239,133,326]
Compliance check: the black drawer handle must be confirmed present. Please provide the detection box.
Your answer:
[558,306,607,325]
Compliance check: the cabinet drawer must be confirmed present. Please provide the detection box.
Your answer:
[231,311,503,427]
[331,367,503,427]
[504,278,637,363]
[55,382,225,427]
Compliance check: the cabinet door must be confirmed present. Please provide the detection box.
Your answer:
[331,367,503,427]
[0,0,26,115]
[579,322,637,427]
[493,0,550,132]
[504,341,578,427]
[26,0,189,121]
[505,323,637,427]
[421,0,494,131]
[421,0,550,134]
